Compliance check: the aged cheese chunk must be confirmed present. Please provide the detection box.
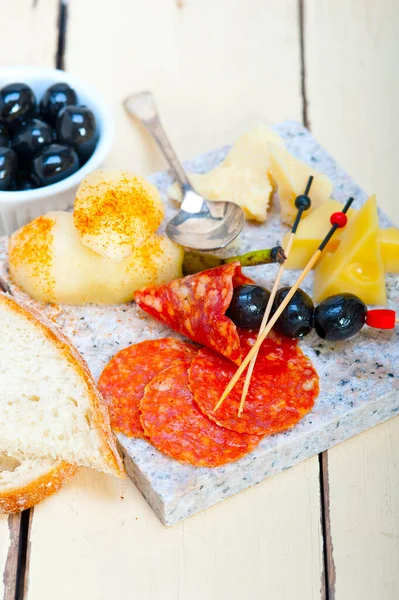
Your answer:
[380,227,399,273]
[313,195,386,305]
[223,124,285,170]
[268,142,333,226]
[168,125,284,223]
[283,199,356,269]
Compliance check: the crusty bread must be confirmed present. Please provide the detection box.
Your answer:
[0,453,77,513]
[0,293,125,477]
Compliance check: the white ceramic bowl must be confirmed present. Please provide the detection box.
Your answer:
[0,66,113,236]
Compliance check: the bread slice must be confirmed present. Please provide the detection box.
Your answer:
[0,453,77,513]
[0,293,125,477]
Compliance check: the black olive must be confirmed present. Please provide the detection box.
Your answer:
[0,83,36,126]
[12,118,54,164]
[0,122,10,147]
[314,293,367,341]
[272,287,314,338]
[31,143,79,187]
[0,146,18,190]
[40,82,78,126]
[56,105,98,162]
[12,170,36,191]
[226,284,270,329]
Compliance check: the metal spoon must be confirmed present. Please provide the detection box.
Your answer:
[124,91,245,250]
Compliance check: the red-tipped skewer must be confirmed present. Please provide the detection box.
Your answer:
[237,176,314,416]
[214,196,355,413]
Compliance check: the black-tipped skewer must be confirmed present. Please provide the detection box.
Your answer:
[237,176,314,415]
[218,195,354,414]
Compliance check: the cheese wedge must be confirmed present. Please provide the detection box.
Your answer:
[380,227,399,272]
[283,199,357,269]
[313,195,386,305]
[268,142,333,226]
[168,125,283,223]
[283,200,398,272]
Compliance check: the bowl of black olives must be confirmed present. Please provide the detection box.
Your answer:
[0,66,113,235]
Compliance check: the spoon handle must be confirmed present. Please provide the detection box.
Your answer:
[124,91,192,191]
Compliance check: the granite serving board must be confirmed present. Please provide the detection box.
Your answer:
[1,121,398,526]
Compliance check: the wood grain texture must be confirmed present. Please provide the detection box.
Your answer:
[327,418,399,600]
[64,0,303,174]
[0,0,58,68]
[0,1,59,596]
[1,514,21,600]
[305,0,399,225]
[28,463,323,600]
[0,516,11,600]
[305,2,399,598]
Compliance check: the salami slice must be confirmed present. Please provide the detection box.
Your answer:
[140,358,262,467]
[98,338,197,438]
[236,328,298,358]
[189,338,318,436]
[134,263,254,365]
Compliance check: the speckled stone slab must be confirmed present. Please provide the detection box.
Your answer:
[1,121,398,526]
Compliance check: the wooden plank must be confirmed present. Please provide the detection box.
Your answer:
[0,0,58,68]
[0,0,59,596]
[64,0,303,174]
[305,0,399,225]
[327,418,399,600]
[26,2,324,599]
[28,462,323,600]
[305,1,399,598]
[1,514,21,600]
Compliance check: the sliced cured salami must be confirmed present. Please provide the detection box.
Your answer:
[140,359,262,467]
[98,338,197,438]
[134,263,254,365]
[189,339,319,436]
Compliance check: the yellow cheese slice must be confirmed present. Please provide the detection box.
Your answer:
[380,227,399,272]
[313,195,386,305]
[282,199,357,269]
[268,142,333,226]
[283,200,398,273]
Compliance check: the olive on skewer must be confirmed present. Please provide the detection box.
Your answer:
[314,293,367,341]
[272,287,314,339]
[226,285,396,342]
[226,285,271,330]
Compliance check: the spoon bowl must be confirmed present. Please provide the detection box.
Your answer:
[124,92,245,251]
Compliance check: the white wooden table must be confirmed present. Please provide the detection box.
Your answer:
[1,1,398,599]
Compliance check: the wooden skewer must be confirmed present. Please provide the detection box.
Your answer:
[237,233,295,416]
[214,250,321,411]
[237,176,314,416]
[214,196,354,412]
